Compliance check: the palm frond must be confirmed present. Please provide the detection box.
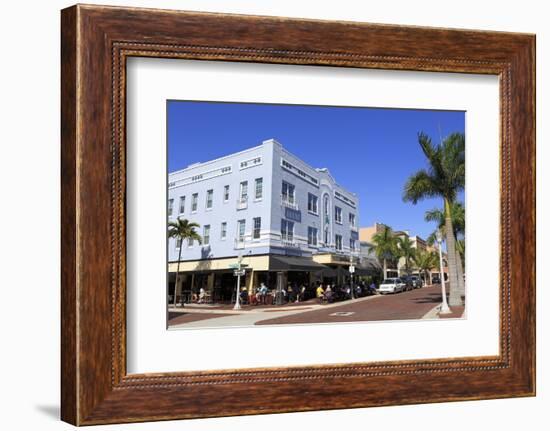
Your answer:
[402,170,439,204]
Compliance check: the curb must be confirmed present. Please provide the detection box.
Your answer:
[421,304,441,320]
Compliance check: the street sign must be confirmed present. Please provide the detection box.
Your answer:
[349,265,355,273]
[233,269,246,276]
[229,263,248,269]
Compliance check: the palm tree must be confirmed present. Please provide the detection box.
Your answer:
[425,201,465,237]
[403,132,465,306]
[370,225,399,280]
[396,235,416,276]
[425,202,465,296]
[413,250,438,285]
[455,239,465,267]
[168,218,202,306]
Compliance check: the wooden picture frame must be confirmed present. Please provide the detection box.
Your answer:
[61,4,535,425]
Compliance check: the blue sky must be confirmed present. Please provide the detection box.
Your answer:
[167,101,465,240]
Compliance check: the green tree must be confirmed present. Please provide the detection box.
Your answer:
[455,239,465,266]
[370,225,399,280]
[396,235,416,276]
[168,218,202,306]
[403,132,465,306]
[413,249,438,285]
[425,202,465,294]
[425,201,465,238]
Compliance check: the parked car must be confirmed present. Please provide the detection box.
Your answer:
[409,275,423,289]
[402,276,415,291]
[378,278,406,294]
[432,275,441,284]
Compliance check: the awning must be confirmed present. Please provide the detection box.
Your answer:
[269,256,329,272]
[319,267,339,277]
[353,259,382,275]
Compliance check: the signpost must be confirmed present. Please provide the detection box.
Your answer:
[349,256,356,299]
[232,252,250,310]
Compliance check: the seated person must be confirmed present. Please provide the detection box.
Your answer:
[298,285,306,302]
[239,288,249,304]
[324,285,333,302]
[287,284,295,302]
[198,287,206,304]
[316,284,325,301]
[256,283,269,304]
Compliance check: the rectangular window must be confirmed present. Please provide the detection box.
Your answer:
[281,219,294,242]
[335,206,343,224]
[191,193,198,212]
[255,178,263,200]
[282,181,295,204]
[237,219,246,241]
[223,185,230,202]
[188,237,194,247]
[253,217,261,239]
[206,189,213,209]
[240,181,248,200]
[308,227,318,246]
[350,238,356,251]
[349,212,356,228]
[324,228,330,245]
[179,196,185,214]
[221,222,227,239]
[175,238,182,249]
[203,225,210,245]
[168,199,174,216]
[308,193,318,214]
[335,234,343,250]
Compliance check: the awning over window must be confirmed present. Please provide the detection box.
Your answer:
[269,256,329,272]
[354,259,382,275]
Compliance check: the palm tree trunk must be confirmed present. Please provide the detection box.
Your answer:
[455,248,465,300]
[383,258,387,280]
[444,198,462,306]
[173,242,183,307]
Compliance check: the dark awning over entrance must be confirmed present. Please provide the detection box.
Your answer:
[354,259,382,275]
[269,256,328,272]
[319,267,339,277]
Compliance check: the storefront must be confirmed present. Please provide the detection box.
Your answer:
[168,254,329,305]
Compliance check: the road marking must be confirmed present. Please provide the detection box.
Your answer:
[329,311,355,317]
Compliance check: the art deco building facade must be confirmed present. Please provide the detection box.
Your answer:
[167,139,361,302]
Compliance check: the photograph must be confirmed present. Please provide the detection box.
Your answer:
[166,101,466,329]
[0,0,541,428]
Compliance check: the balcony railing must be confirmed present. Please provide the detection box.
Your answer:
[281,195,299,210]
[236,196,248,210]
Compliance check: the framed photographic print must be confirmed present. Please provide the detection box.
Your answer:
[61,4,535,425]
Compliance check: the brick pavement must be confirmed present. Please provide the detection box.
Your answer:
[168,311,227,326]
[256,284,460,325]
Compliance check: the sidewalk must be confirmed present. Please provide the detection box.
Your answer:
[168,294,382,329]
[168,284,465,328]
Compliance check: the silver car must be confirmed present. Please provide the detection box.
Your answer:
[378,278,406,294]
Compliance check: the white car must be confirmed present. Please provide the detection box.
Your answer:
[378,278,406,294]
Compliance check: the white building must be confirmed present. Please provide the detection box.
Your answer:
[168,139,361,303]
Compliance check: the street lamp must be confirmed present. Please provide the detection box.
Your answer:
[233,252,244,310]
[349,251,356,300]
[435,229,451,314]
[233,250,251,310]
